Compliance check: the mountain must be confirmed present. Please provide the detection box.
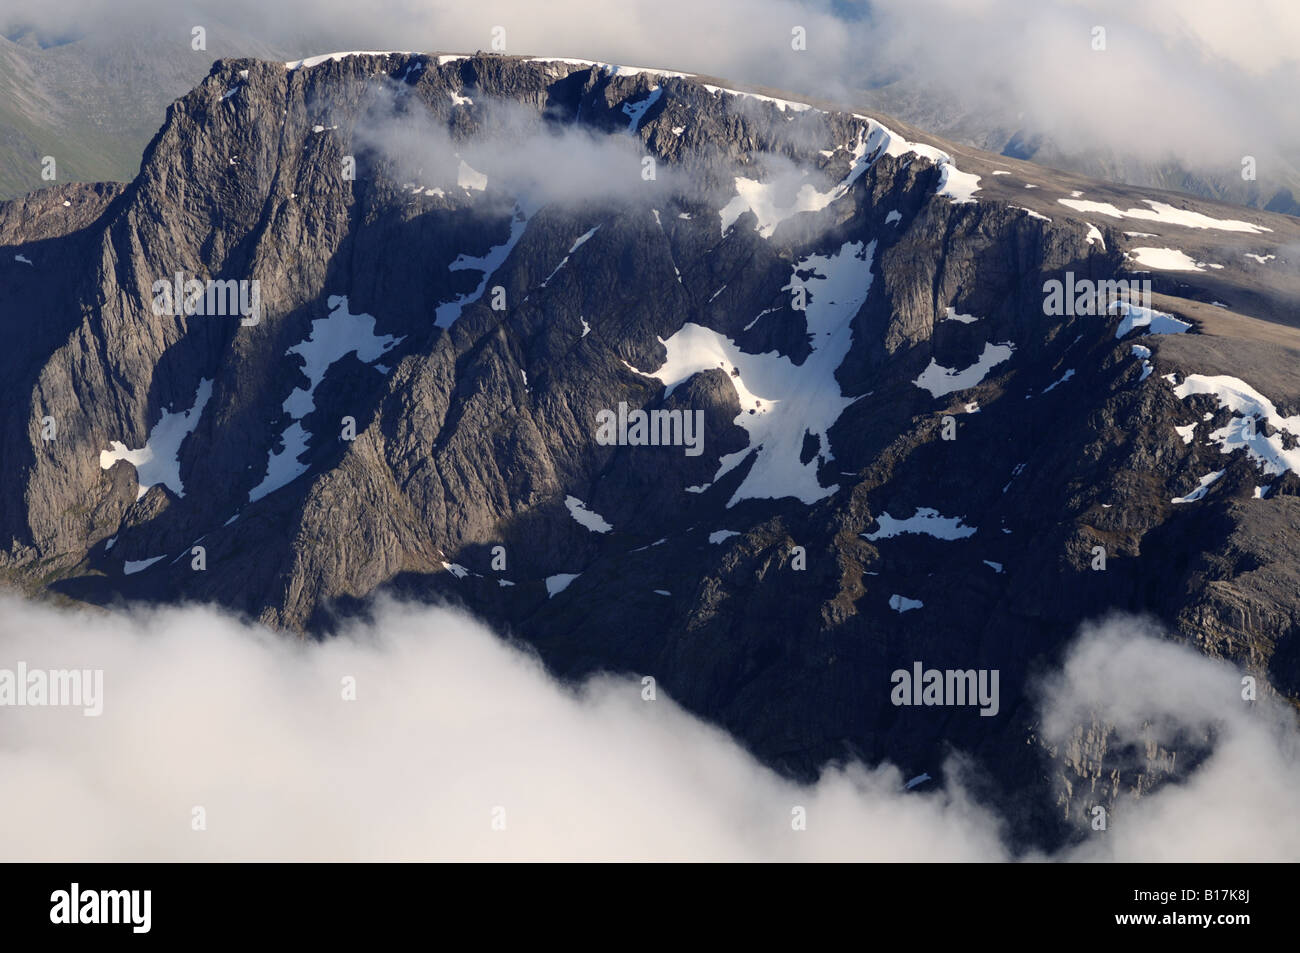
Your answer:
[0,22,287,200]
[1,51,1298,850]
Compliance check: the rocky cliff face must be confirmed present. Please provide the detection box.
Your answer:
[2,51,1298,850]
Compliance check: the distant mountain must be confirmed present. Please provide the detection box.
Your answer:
[2,52,1299,851]
[0,22,285,199]
[855,78,1300,217]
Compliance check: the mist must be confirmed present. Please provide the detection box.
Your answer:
[349,85,693,208]
[1039,615,1300,862]
[4,0,1296,182]
[0,595,1295,861]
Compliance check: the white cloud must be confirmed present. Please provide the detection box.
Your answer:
[0,595,1007,861]
[859,0,1300,173]
[0,597,1295,861]
[6,1,1294,189]
[351,88,689,208]
[1037,615,1300,862]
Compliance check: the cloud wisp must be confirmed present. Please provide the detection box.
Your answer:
[349,85,692,209]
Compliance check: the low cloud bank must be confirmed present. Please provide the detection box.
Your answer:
[0,596,1295,861]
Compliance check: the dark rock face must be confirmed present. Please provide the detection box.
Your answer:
[1,52,1297,851]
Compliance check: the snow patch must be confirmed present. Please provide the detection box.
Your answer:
[100,378,213,501]
[123,556,166,575]
[1012,206,1051,222]
[1171,375,1300,476]
[863,508,977,541]
[1057,199,1271,233]
[702,84,813,112]
[527,58,692,80]
[742,307,778,332]
[542,226,600,286]
[565,496,613,533]
[913,342,1015,398]
[435,205,531,327]
[889,594,923,614]
[1171,470,1224,504]
[1113,301,1192,338]
[1042,369,1075,394]
[250,297,401,501]
[630,241,876,506]
[546,573,580,598]
[621,87,663,132]
[1128,247,1204,272]
[286,51,416,70]
[441,562,470,579]
[1131,343,1154,381]
[937,165,981,203]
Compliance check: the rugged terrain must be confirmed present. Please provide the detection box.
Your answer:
[2,51,1298,850]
